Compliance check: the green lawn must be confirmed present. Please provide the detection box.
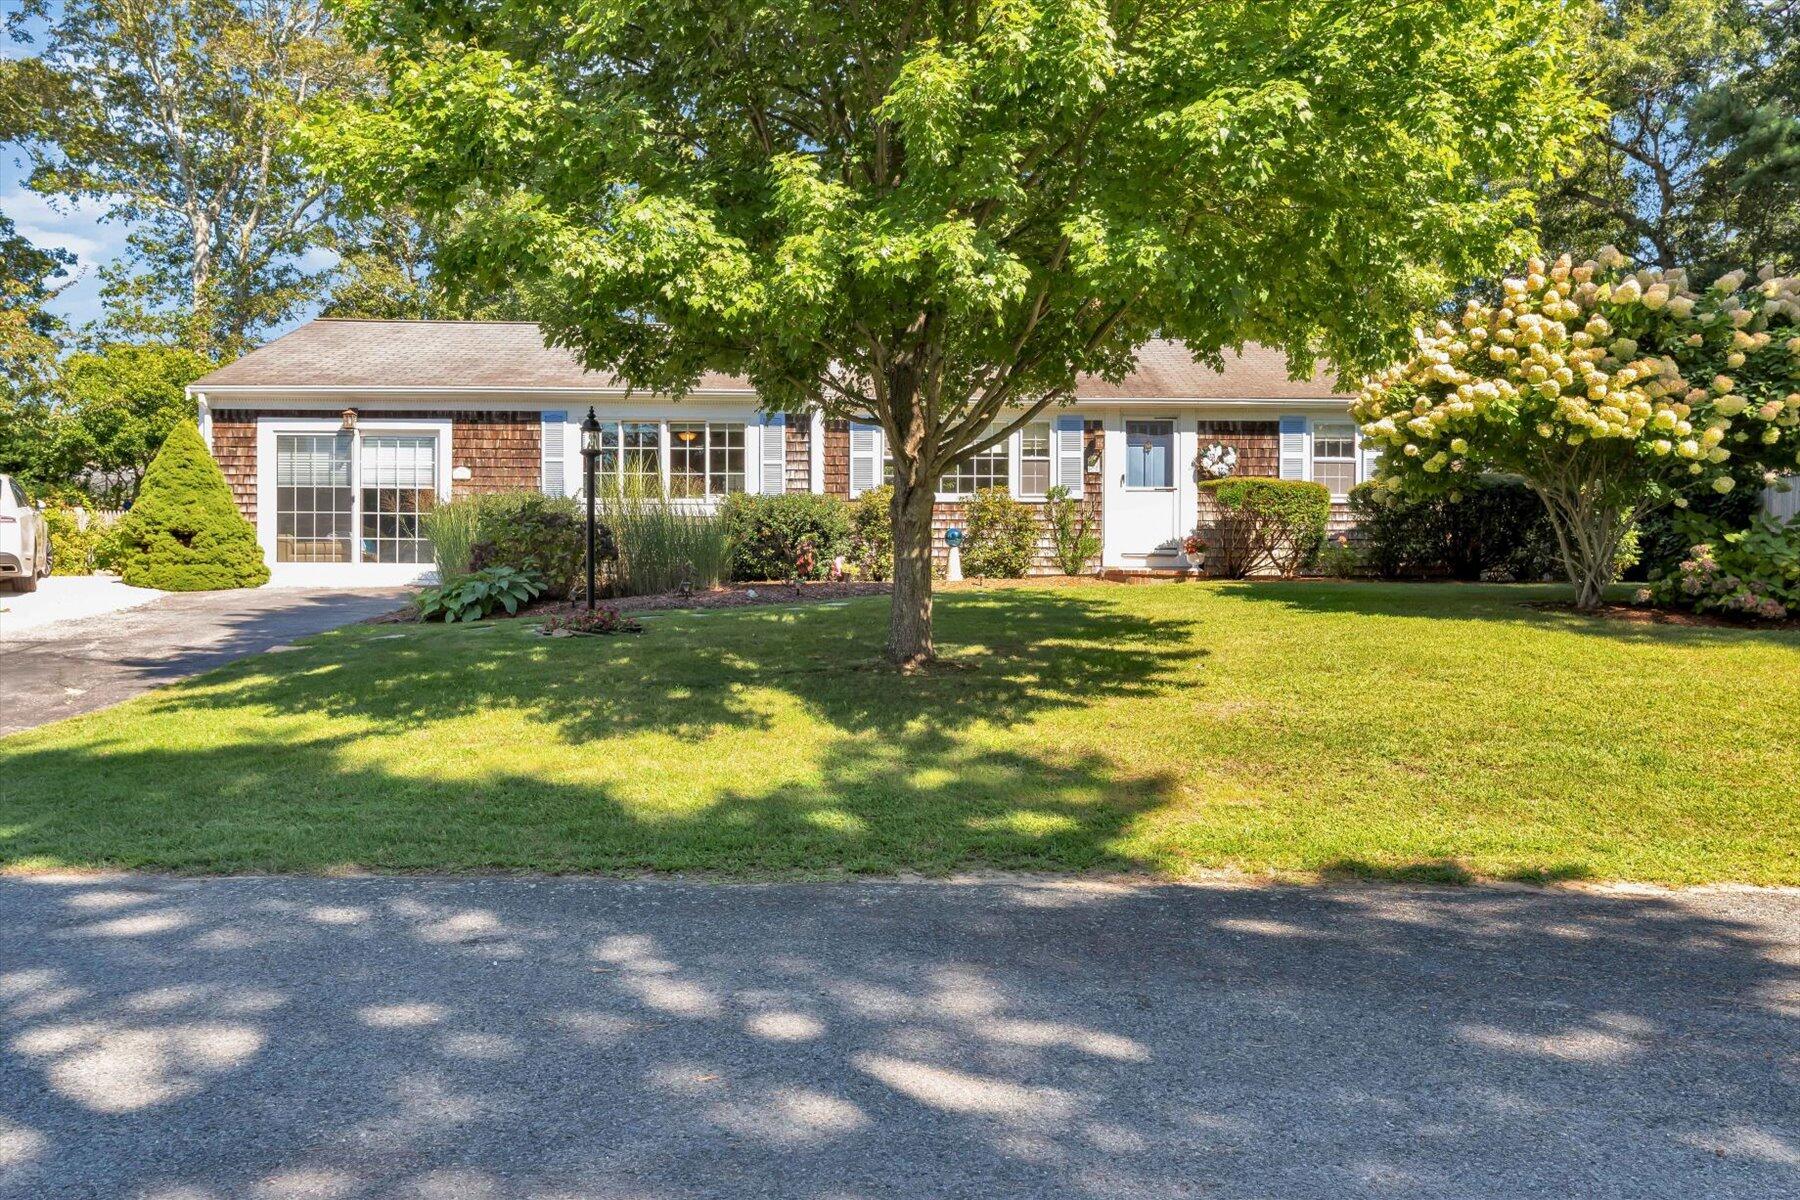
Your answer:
[3,581,1796,884]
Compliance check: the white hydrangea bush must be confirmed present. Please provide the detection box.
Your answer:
[1353,251,1800,607]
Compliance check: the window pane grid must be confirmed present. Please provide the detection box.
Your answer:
[360,435,437,564]
[1312,421,1357,496]
[275,434,353,563]
[1020,421,1052,495]
[940,431,1008,496]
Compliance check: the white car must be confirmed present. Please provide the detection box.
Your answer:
[0,475,50,592]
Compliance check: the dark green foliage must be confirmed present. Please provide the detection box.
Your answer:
[1199,478,1330,578]
[962,487,1039,579]
[718,492,850,581]
[1044,484,1100,576]
[465,492,594,599]
[1626,484,1762,582]
[113,422,269,591]
[414,565,543,622]
[1348,480,1562,581]
[848,485,894,581]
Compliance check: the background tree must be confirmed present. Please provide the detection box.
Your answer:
[320,208,532,321]
[0,212,74,490]
[56,343,211,506]
[3,0,375,354]
[310,0,1584,665]
[1356,254,1800,608]
[1537,0,1798,276]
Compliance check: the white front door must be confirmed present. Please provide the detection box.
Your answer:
[1104,416,1186,564]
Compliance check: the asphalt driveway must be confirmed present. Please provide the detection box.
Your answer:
[0,588,409,736]
[0,876,1794,1199]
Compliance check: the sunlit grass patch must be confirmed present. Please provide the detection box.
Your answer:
[2,582,1796,884]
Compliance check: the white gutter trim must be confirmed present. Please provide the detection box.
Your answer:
[185,384,760,397]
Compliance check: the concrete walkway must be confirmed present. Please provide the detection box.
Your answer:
[0,875,1793,1198]
[0,588,409,736]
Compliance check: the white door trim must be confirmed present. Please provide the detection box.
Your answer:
[254,416,452,586]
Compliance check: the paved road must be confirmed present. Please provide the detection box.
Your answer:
[0,576,165,635]
[0,876,1794,1199]
[0,588,409,735]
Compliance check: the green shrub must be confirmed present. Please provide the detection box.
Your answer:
[1652,514,1800,619]
[1315,532,1364,578]
[44,507,103,575]
[847,485,894,580]
[718,492,850,581]
[1626,484,1761,583]
[596,491,727,597]
[1044,484,1100,576]
[112,422,269,591]
[1347,479,1561,582]
[465,492,588,599]
[962,487,1038,578]
[1198,477,1329,578]
[414,565,544,622]
[420,498,483,578]
[92,522,127,572]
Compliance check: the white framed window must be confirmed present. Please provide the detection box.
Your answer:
[1311,419,1358,498]
[940,429,1009,496]
[669,421,747,497]
[1018,420,1052,497]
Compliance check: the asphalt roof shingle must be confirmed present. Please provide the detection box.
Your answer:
[191,319,1352,400]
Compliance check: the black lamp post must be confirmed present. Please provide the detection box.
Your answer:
[580,407,602,610]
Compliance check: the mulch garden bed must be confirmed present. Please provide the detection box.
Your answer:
[1521,599,1800,630]
[532,580,893,617]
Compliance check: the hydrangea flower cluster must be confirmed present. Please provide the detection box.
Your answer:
[1353,252,1800,504]
[1672,542,1790,620]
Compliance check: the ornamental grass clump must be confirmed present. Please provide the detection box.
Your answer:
[1355,252,1800,609]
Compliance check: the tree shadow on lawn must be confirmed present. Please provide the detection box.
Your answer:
[0,590,1199,874]
[1,873,1795,1197]
[1209,580,1800,647]
[140,587,1207,743]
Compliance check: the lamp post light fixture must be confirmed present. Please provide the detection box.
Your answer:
[580,406,603,610]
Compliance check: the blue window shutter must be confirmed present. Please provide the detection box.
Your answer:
[1279,416,1307,480]
[541,410,568,496]
[849,421,881,496]
[1054,415,1084,491]
[760,413,786,494]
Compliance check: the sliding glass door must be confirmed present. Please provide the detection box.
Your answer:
[273,430,440,565]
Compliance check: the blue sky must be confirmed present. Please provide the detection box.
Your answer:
[3,0,325,343]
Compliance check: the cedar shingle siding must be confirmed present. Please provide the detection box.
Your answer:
[208,409,540,524]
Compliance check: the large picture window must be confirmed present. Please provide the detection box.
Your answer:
[275,433,354,563]
[1312,420,1358,498]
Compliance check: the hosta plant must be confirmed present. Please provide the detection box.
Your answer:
[414,566,544,623]
[1355,252,1800,608]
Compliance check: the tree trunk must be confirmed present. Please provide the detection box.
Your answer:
[887,473,936,668]
[1535,487,1628,611]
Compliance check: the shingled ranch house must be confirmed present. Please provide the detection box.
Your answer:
[188,320,1373,586]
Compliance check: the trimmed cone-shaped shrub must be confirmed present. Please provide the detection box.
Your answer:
[115,421,269,591]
